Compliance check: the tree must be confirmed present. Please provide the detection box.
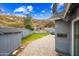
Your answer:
[24,14,34,30]
[24,14,32,26]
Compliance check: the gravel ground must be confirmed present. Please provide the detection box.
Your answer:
[18,34,57,56]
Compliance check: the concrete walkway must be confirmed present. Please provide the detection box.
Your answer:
[18,34,57,56]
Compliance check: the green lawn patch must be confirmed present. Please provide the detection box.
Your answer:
[21,33,49,45]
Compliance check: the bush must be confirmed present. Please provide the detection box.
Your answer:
[25,25,34,30]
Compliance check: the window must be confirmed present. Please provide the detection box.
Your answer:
[57,33,67,38]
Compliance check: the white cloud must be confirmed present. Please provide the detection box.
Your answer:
[41,10,45,13]
[27,6,33,12]
[14,14,26,17]
[58,3,64,9]
[6,13,11,15]
[14,5,33,14]
[39,14,43,16]
[23,10,30,14]
[14,6,26,13]
[50,3,54,8]
[50,10,52,13]
[0,8,5,13]
[34,14,37,16]
[1,13,5,15]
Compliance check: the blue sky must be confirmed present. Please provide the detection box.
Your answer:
[0,3,64,20]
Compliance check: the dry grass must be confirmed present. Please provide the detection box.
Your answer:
[0,14,24,27]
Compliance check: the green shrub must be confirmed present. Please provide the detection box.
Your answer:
[25,25,34,30]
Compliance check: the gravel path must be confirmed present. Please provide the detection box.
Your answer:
[18,34,57,56]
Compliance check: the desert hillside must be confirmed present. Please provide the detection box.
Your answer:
[0,14,24,28]
[0,14,55,28]
[32,19,55,28]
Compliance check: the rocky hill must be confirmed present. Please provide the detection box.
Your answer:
[32,19,55,28]
[0,14,24,28]
[0,14,55,28]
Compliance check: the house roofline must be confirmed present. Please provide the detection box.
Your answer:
[63,3,71,18]
[50,3,71,21]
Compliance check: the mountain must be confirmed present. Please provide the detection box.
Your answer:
[0,14,55,28]
[0,14,24,28]
[32,19,55,28]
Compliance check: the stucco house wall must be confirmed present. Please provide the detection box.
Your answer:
[55,6,79,55]
[55,20,70,55]
[70,7,79,55]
